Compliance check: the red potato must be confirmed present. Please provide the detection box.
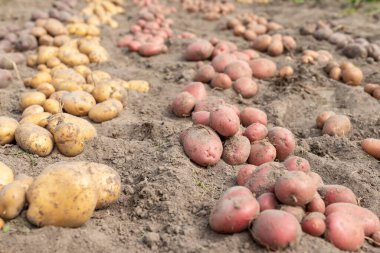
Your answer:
[224,61,252,81]
[307,193,326,213]
[249,58,277,79]
[361,138,380,160]
[309,172,324,188]
[283,156,310,173]
[240,107,267,127]
[364,83,380,94]
[224,104,240,117]
[185,39,214,61]
[194,65,215,83]
[245,162,286,196]
[236,164,256,186]
[318,185,357,206]
[301,212,326,237]
[209,186,260,234]
[275,171,317,206]
[243,30,257,41]
[242,49,259,60]
[209,106,240,137]
[183,82,207,101]
[372,231,380,245]
[181,125,223,167]
[316,111,335,129]
[128,41,141,52]
[268,127,296,161]
[282,36,297,50]
[252,34,272,52]
[326,203,380,236]
[248,141,277,166]
[325,212,365,251]
[211,53,237,73]
[341,66,363,86]
[233,77,258,98]
[0,69,12,89]
[233,52,250,62]
[138,42,165,57]
[243,123,268,142]
[210,73,232,89]
[280,205,305,223]
[191,111,210,126]
[194,96,225,112]
[222,135,251,165]
[374,88,380,100]
[251,210,302,250]
[268,39,284,57]
[171,92,196,117]
[257,192,278,211]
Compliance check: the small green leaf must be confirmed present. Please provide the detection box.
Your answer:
[3,224,10,233]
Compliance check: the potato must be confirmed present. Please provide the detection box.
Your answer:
[243,30,257,41]
[194,96,225,112]
[211,53,237,73]
[0,180,27,220]
[222,135,250,165]
[316,111,335,129]
[318,185,357,205]
[180,125,223,167]
[240,107,267,126]
[326,202,380,236]
[302,212,326,237]
[268,127,296,161]
[74,65,92,78]
[224,60,252,81]
[374,88,380,100]
[62,91,96,116]
[21,105,44,118]
[251,210,302,250]
[306,193,326,213]
[46,113,97,141]
[233,51,250,62]
[275,171,317,206]
[20,112,51,127]
[183,82,207,101]
[0,53,25,69]
[341,66,363,86]
[342,44,367,59]
[185,40,214,61]
[14,174,33,190]
[0,162,13,190]
[280,205,305,223]
[53,35,71,47]
[252,34,272,52]
[322,115,351,137]
[171,92,196,117]
[26,164,97,227]
[88,99,123,123]
[329,66,342,81]
[43,98,61,114]
[248,141,276,166]
[268,38,284,57]
[20,91,46,110]
[44,18,67,36]
[236,164,256,186]
[194,65,216,83]
[249,58,277,79]
[325,212,365,251]
[138,42,165,57]
[15,123,54,157]
[361,138,380,160]
[210,73,232,89]
[233,77,258,98]
[91,80,124,102]
[243,123,267,142]
[37,46,59,65]
[53,123,84,157]
[364,83,380,95]
[36,83,55,97]
[209,106,240,137]
[283,156,310,173]
[191,111,210,126]
[0,117,19,145]
[209,186,260,234]
[245,162,286,195]
[279,66,294,78]
[282,36,297,50]
[257,192,278,211]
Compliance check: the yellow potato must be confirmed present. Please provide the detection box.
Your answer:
[91,79,125,102]
[44,18,68,36]
[74,65,91,78]
[15,123,54,157]
[58,40,90,67]
[43,99,61,114]
[0,181,26,219]
[46,57,61,68]
[54,123,85,157]
[46,113,97,141]
[31,26,47,37]
[124,80,150,93]
[86,70,112,84]
[14,174,34,190]
[26,163,98,227]
[49,91,69,102]
[0,161,14,189]
[36,83,55,97]
[21,105,44,118]
[39,34,54,46]
[26,54,38,67]
[88,99,123,123]
[0,117,19,145]
[19,112,52,127]
[20,91,46,110]
[81,84,95,93]
[30,72,52,89]
[62,91,96,116]
[38,46,59,65]
[53,35,71,47]
[51,68,86,91]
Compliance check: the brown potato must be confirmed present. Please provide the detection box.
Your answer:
[88,99,123,123]
[15,123,54,157]
[322,115,351,137]
[29,72,52,89]
[0,116,19,145]
[62,91,96,116]
[54,123,85,157]
[0,181,27,219]
[43,99,61,114]
[341,66,363,86]
[19,112,51,127]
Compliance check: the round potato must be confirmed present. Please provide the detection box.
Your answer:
[322,115,351,137]
[88,99,123,123]
[20,91,46,110]
[15,123,54,157]
[43,99,61,114]
[62,91,96,116]
[54,123,85,157]
[0,116,19,145]
[0,162,14,190]
[21,105,44,118]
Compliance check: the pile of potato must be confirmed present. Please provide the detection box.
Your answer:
[364,83,380,100]
[301,21,380,61]
[117,0,175,57]
[209,155,380,251]
[301,49,333,65]
[324,61,363,86]
[316,111,352,137]
[0,160,121,228]
[181,0,235,21]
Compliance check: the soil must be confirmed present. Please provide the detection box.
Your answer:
[0,0,380,252]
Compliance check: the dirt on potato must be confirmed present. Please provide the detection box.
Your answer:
[0,0,380,253]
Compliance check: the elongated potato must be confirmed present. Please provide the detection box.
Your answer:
[0,116,19,145]
[62,91,96,116]
[15,123,54,157]
[54,123,85,157]
[21,105,44,118]
[20,91,46,110]
[88,99,123,123]
[0,162,13,190]
[0,181,26,219]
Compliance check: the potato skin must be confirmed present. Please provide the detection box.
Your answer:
[318,184,357,205]
[54,123,84,157]
[301,212,326,237]
[249,58,277,79]
[211,53,237,73]
[26,164,98,228]
[283,156,310,173]
[306,193,326,213]
[20,91,46,110]
[236,164,256,186]
[183,82,207,101]
[185,40,214,61]
[194,65,215,83]
[268,127,296,161]
[224,60,252,81]
[222,135,251,165]
[19,112,51,127]
[316,111,335,129]
[322,114,351,137]
[0,116,19,145]
[181,125,223,167]
[257,192,278,211]
[209,186,260,234]
[280,205,305,223]
[210,73,232,89]
[194,96,225,112]
[248,141,276,166]
[0,162,14,190]
[62,91,96,116]
[240,107,267,127]
[0,181,27,219]
[172,92,196,117]
[243,123,267,142]
[21,105,44,118]
[88,99,123,123]
[191,111,210,126]
[15,123,54,157]
[251,210,302,250]
[233,77,258,98]
[361,138,380,160]
[209,106,240,137]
